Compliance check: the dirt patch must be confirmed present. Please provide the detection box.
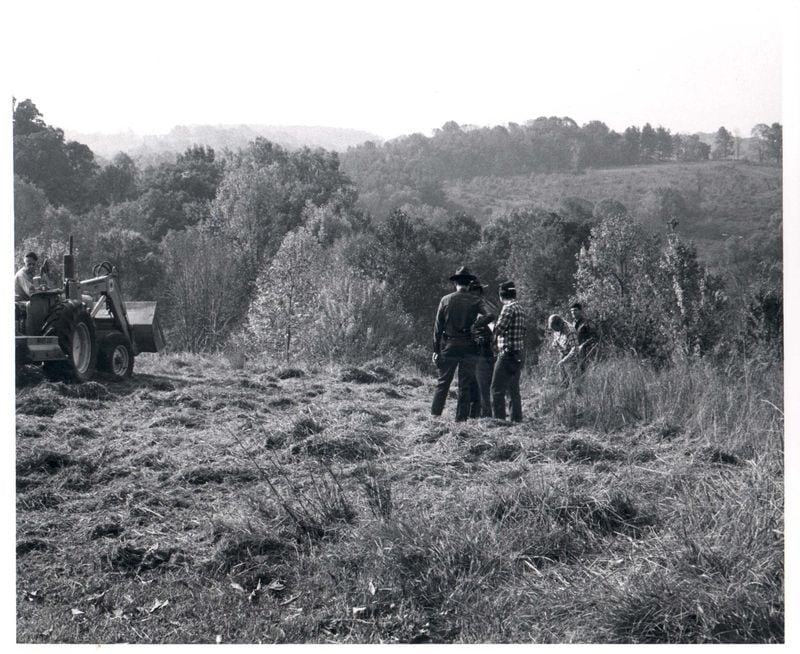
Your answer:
[17,450,77,476]
[701,447,741,466]
[16,396,63,417]
[555,436,621,464]
[17,423,48,439]
[148,378,177,392]
[295,435,379,462]
[15,365,46,387]
[341,367,381,384]
[89,522,124,540]
[51,381,111,400]
[63,425,103,440]
[277,368,305,379]
[181,465,259,485]
[105,542,175,574]
[17,538,50,556]
[291,416,326,440]
[148,410,205,429]
[269,397,296,408]
[17,488,63,510]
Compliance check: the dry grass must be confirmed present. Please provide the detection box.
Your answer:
[15,351,783,643]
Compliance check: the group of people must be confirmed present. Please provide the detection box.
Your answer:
[548,303,598,387]
[430,266,598,422]
[431,266,527,422]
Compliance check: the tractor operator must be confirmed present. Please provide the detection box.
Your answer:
[14,252,39,301]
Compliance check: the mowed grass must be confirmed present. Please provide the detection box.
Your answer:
[15,351,783,644]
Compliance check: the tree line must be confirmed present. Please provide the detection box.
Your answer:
[339,117,782,218]
[13,99,781,368]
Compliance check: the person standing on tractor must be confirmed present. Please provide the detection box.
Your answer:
[15,252,39,301]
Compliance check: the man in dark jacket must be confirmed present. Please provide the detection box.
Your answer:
[431,267,495,421]
[468,279,497,418]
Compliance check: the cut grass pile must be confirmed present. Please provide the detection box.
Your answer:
[15,353,783,643]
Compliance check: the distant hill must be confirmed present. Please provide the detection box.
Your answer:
[64,124,384,160]
[444,160,782,264]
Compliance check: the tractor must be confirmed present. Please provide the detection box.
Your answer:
[15,236,165,382]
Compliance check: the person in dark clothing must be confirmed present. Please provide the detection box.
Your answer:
[431,266,496,422]
[569,302,598,371]
[468,279,497,418]
[491,280,527,422]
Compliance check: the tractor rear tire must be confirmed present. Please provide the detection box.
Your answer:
[42,301,97,383]
[97,332,134,379]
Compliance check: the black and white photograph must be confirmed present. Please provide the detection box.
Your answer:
[3,0,796,646]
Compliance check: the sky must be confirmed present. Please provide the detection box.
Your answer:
[1,0,792,139]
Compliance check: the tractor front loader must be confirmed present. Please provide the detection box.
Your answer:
[15,236,165,382]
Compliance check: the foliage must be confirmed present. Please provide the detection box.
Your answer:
[343,210,447,331]
[306,255,416,363]
[575,211,665,359]
[247,227,326,362]
[90,228,163,301]
[160,225,244,351]
[13,99,101,213]
[211,138,359,270]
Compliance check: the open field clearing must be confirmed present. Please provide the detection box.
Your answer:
[15,352,783,644]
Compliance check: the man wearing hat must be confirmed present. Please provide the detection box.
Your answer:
[468,279,498,418]
[491,280,527,422]
[431,266,496,422]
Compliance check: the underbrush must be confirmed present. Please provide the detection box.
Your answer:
[536,353,783,453]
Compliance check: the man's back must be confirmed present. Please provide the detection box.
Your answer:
[434,289,488,341]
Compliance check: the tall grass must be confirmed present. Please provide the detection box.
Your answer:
[538,352,783,454]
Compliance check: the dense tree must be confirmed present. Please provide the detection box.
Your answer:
[640,123,657,163]
[575,212,665,359]
[673,134,710,162]
[750,123,770,162]
[655,126,673,161]
[766,123,782,163]
[622,126,641,165]
[160,225,244,351]
[247,226,325,362]
[712,126,734,160]
[13,98,101,212]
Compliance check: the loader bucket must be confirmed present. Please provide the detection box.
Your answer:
[125,301,166,353]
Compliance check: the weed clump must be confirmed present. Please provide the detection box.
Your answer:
[277,368,305,379]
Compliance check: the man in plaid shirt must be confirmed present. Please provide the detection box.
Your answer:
[491,281,527,422]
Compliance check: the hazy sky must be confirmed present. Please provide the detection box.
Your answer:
[2,0,791,139]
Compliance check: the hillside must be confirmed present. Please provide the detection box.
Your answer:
[64,124,383,160]
[444,160,782,262]
[15,351,783,644]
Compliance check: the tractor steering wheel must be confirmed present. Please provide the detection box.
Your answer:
[92,261,114,277]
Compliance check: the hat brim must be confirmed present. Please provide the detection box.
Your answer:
[450,274,477,282]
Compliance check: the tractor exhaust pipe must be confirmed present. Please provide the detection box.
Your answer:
[63,235,79,300]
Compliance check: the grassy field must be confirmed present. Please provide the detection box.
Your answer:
[15,350,783,644]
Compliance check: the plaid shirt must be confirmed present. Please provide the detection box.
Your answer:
[494,300,526,353]
[552,329,577,357]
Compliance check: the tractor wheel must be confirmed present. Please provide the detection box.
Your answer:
[42,301,97,383]
[98,332,134,379]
